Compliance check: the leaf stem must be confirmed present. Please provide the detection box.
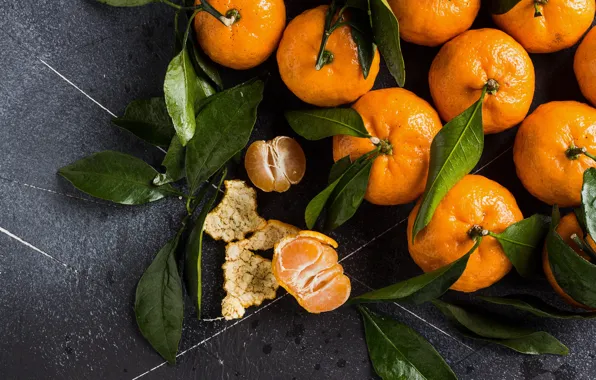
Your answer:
[315,3,348,70]
[565,145,596,161]
[570,233,596,262]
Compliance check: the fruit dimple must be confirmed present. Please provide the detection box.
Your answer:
[245,136,306,193]
[272,232,351,313]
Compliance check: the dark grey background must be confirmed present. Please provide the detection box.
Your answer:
[1,1,596,379]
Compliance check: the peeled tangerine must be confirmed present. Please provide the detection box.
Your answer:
[273,231,351,313]
[245,136,306,193]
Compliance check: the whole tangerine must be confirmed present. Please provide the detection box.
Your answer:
[429,28,535,134]
[407,175,523,293]
[276,5,380,107]
[194,0,286,70]
[575,26,596,107]
[492,0,595,54]
[388,0,481,47]
[513,101,596,207]
[332,88,443,206]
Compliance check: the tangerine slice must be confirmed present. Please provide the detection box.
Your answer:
[273,231,351,313]
[245,136,306,193]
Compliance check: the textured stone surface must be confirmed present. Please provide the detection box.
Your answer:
[2,0,596,379]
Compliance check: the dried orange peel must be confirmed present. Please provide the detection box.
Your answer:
[221,220,300,320]
[204,180,266,242]
[273,231,351,313]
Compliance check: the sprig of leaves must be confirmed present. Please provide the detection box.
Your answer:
[412,87,486,240]
[350,237,482,305]
[358,306,457,380]
[368,0,405,86]
[112,98,175,147]
[432,300,569,355]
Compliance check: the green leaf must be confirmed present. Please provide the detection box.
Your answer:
[185,169,226,319]
[412,89,486,240]
[329,156,352,184]
[490,0,522,14]
[186,79,264,193]
[305,151,375,229]
[575,207,588,234]
[369,0,405,87]
[190,40,224,91]
[358,306,457,380]
[285,108,370,140]
[492,214,550,278]
[478,295,596,319]
[350,238,481,305]
[349,9,376,79]
[546,207,596,308]
[581,168,596,239]
[325,154,374,230]
[112,98,175,147]
[432,300,569,355]
[154,136,186,185]
[135,233,184,364]
[58,151,178,205]
[96,0,158,6]
[164,46,200,146]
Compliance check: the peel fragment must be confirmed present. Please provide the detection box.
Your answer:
[221,220,300,320]
[204,180,266,242]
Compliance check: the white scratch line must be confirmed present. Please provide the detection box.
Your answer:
[39,59,117,118]
[0,176,117,208]
[347,274,474,351]
[0,226,76,272]
[339,216,409,264]
[473,146,513,174]
[131,294,288,380]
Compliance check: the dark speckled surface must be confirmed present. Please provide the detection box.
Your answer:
[1,1,596,379]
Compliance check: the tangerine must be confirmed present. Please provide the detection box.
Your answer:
[429,28,535,134]
[492,0,595,54]
[388,0,481,47]
[194,0,286,70]
[407,175,523,293]
[276,5,380,107]
[575,26,596,107]
[543,212,596,309]
[272,231,351,313]
[513,101,596,207]
[332,88,442,205]
[244,136,306,193]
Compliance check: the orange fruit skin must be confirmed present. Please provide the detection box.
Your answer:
[332,88,443,206]
[407,175,523,293]
[429,28,535,134]
[194,0,286,70]
[388,0,481,47]
[272,231,351,313]
[276,6,380,107]
[575,27,596,107]
[513,101,596,207]
[493,0,595,54]
[543,212,596,310]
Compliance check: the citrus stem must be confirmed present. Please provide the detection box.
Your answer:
[485,79,500,95]
[534,0,548,17]
[468,225,489,239]
[371,138,393,155]
[570,233,596,262]
[565,145,596,161]
[200,0,239,26]
[315,3,348,70]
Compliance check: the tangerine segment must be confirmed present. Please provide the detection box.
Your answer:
[575,27,596,107]
[332,88,442,206]
[194,0,286,70]
[513,101,596,207]
[245,136,306,193]
[388,0,481,47]
[543,212,596,310]
[407,175,523,293]
[273,231,351,313]
[429,28,535,134]
[276,5,380,107]
[492,0,595,54]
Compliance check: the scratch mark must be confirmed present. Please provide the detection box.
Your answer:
[0,226,76,273]
[473,146,513,174]
[131,294,287,380]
